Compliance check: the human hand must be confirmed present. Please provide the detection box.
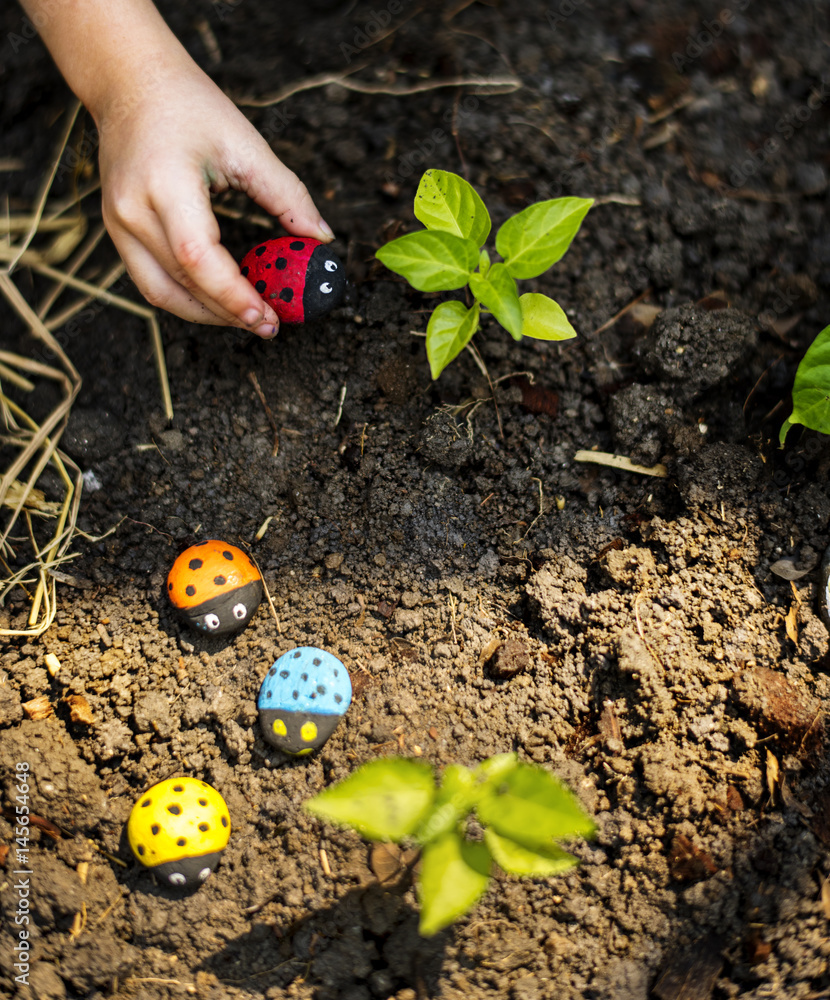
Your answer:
[96,60,333,337]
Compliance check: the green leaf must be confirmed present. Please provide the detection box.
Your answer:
[472,752,518,788]
[520,293,577,341]
[476,761,595,852]
[376,230,478,292]
[484,828,579,876]
[469,264,523,340]
[414,169,491,247]
[417,830,492,936]
[780,323,830,443]
[304,758,435,842]
[426,300,480,380]
[496,197,594,280]
[416,764,477,846]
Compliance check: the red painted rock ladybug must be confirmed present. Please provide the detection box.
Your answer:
[240,237,346,324]
[167,540,263,636]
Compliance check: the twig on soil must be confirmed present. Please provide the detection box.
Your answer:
[248,371,280,456]
[590,288,653,338]
[333,384,347,428]
[520,477,546,540]
[465,341,504,440]
[574,449,668,478]
[213,202,277,230]
[451,92,470,181]
[633,593,663,670]
[319,847,332,877]
[237,68,521,108]
[244,546,281,634]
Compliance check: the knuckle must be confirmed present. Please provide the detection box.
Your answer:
[172,237,212,273]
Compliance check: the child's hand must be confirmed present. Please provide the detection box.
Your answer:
[20,0,333,338]
[97,64,332,337]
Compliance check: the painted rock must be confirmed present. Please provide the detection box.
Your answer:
[127,777,231,888]
[821,544,830,631]
[240,237,346,324]
[257,647,352,755]
[167,540,262,636]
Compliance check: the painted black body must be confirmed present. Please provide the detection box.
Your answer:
[177,579,263,636]
[303,244,347,321]
[152,851,223,888]
[259,707,343,755]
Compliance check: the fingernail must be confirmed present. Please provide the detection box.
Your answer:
[241,307,262,326]
[255,322,278,339]
[319,219,335,240]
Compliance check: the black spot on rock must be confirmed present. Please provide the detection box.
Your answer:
[213,575,226,586]
[241,266,249,276]
[255,280,266,293]
[189,558,203,570]
[223,550,234,560]
[275,257,287,269]
[290,240,304,250]
[255,245,267,256]
[279,287,294,302]
[186,585,196,597]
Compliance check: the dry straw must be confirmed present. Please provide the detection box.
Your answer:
[0,101,171,637]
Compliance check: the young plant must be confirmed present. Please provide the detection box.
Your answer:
[780,323,830,443]
[304,752,595,936]
[375,168,593,378]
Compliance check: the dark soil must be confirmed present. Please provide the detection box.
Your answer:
[2,2,830,998]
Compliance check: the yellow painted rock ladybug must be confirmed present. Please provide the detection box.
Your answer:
[167,539,263,635]
[127,778,231,887]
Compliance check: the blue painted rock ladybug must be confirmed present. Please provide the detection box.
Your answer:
[167,540,263,636]
[127,778,231,888]
[240,237,346,324]
[257,647,352,755]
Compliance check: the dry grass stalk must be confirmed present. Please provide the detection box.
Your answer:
[0,103,171,635]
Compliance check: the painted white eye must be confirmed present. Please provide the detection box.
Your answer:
[232,603,247,620]
[168,872,187,886]
[320,282,333,294]
[324,259,338,272]
[198,867,212,881]
[204,613,221,631]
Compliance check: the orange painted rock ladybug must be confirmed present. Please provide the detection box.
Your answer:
[240,237,346,324]
[167,540,263,636]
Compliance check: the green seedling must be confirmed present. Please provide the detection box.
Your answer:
[780,323,830,443]
[304,752,595,936]
[375,168,593,379]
